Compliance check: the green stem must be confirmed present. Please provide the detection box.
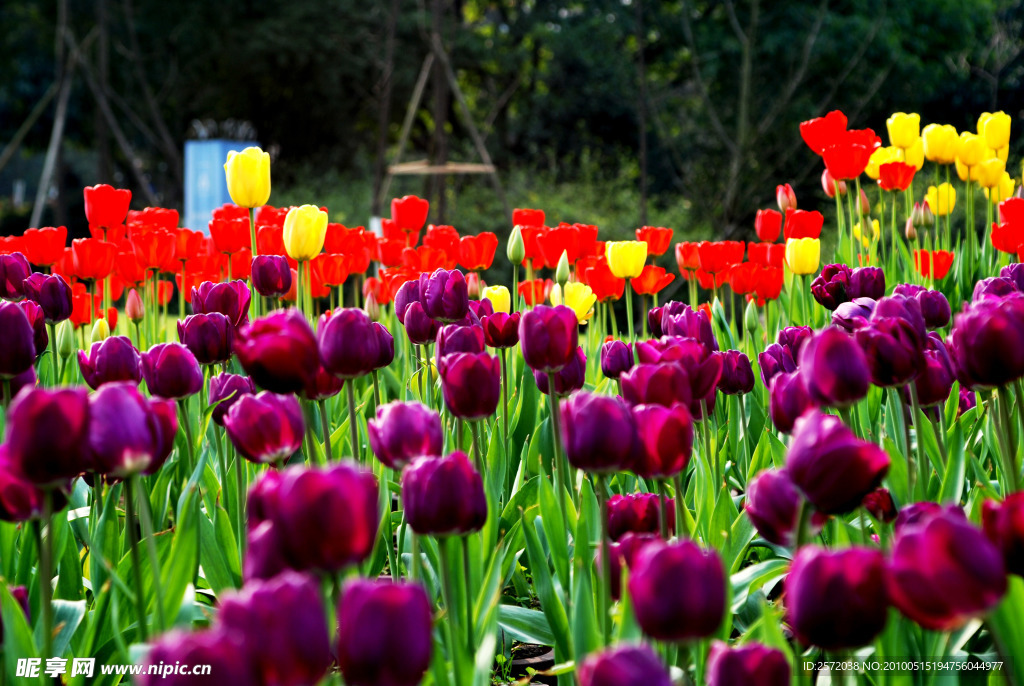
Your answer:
[318,398,333,461]
[595,473,612,647]
[907,383,930,500]
[993,388,1020,495]
[124,477,148,640]
[889,387,915,499]
[657,479,669,540]
[296,258,304,318]
[48,323,59,385]
[177,399,201,584]
[347,381,361,461]
[672,473,689,539]
[438,538,466,686]
[231,439,246,561]
[132,474,167,628]
[500,348,510,466]
[700,399,716,491]
[37,491,54,658]
[470,421,483,474]
[371,370,382,411]
[461,536,474,656]
[794,498,811,549]
[546,373,572,544]
[624,280,635,344]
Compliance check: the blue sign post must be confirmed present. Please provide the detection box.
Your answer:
[184,139,259,233]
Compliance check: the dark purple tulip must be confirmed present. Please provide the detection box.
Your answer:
[855,316,925,387]
[5,386,90,486]
[660,301,719,351]
[371,322,394,370]
[872,294,926,340]
[948,294,1024,388]
[393,279,421,325]
[88,382,177,478]
[533,345,586,397]
[0,584,30,645]
[777,325,813,354]
[769,371,815,432]
[402,452,487,535]
[435,323,485,359]
[469,297,493,319]
[18,300,47,356]
[810,263,851,310]
[745,468,818,547]
[598,532,661,601]
[983,493,1024,577]
[137,628,259,686]
[786,546,888,649]
[894,501,943,533]
[888,506,1007,630]
[1000,263,1024,292]
[251,254,293,297]
[620,362,692,410]
[21,272,72,323]
[77,336,142,390]
[561,391,638,473]
[190,279,251,328]
[799,326,870,407]
[630,403,693,478]
[577,644,672,686]
[862,487,897,523]
[0,446,67,522]
[246,462,379,572]
[224,392,305,465]
[243,520,290,582]
[707,641,791,686]
[141,342,203,399]
[208,373,255,426]
[0,301,36,379]
[914,333,954,407]
[717,350,754,395]
[606,493,674,541]
[787,411,890,514]
[438,351,500,420]
[518,304,578,372]
[318,308,381,379]
[303,364,344,402]
[336,579,433,686]
[8,366,35,397]
[973,276,1017,302]
[758,343,796,387]
[832,297,876,332]
[177,312,234,365]
[403,301,439,345]
[958,386,977,415]
[0,252,30,300]
[893,283,925,298]
[849,266,886,299]
[247,468,283,529]
[636,337,722,416]
[481,311,520,349]
[235,309,319,393]
[419,268,469,323]
[648,306,665,338]
[600,339,633,379]
[218,571,331,686]
[368,401,443,470]
[917,290,951,329]
[628,539,725,641]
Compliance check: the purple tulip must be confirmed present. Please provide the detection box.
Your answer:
[577,645,672,686]
[0,252,30,300]
[8,366,35,398]
[597,532,661,601]
[648,306,665,338]
[894,501,943,533]
[0,301,36,379]
[393,279,421,325]
[600,339,633,379]
[561,391,638,473]
[628,539,725,641]
[319,308,381,379]
[402,301,439,345]
[4,386,90,486]
[810,263,851,310]
[481,311,520,349]
[660,301,719,351]
[630,403,693,479]
[402,452,488,535]
[786,546,888,649]
[707,641,790,686]
[606,493,674,541]
[371,322,394,370]
[251,255,293,298]
[717,350,754,395]
[872,294,926,339]
[888,506,1007,630]
[637,336,723,416]
[758,343,796,387]
[768,371,815,433]
[0,446,68,522]
[832,297,876,332]
[208,373,255,426]
[777,325,813,354]
[218,571,331,686]
[862,487,897,523]
[368,401,443,470]
[77,336,142,390]
[892,285,953,329]
[21,272,72,323]
[137,628,259,686]
[799,326,870,407]
[336,579,433,686]
[973,276,1017,302]
[419,268,469,323]
[533,345,586,397]
[786,411,890,514]
[224,392,305,465]
[958,387,977,415]
[983,492,1024,577]
[518,305,579,372]
[438,351,500,420]
[18,300,47,356]
[469,297,493,319]
[243,520,290,583]
[745,468,820,547]
[1000,263,1024,291]
[87,382,177,478]
[235,309,319,393]
[913,333,954,407]
[302,364,345,402]
[435,323,485,359]
[620,362,692,409]
[849,266,885,300]
[855,316,925,387]
[141,342,203,399]
[948,294,1024,388]
[177,312,234,365]
[190,279,251,328]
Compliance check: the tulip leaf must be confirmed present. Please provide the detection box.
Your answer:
[725,510,757,575]
[499,476,539,535]
[1,581,42,686]
[986,576,1024,686]
[511,367,539,451]
[163,486,199,628]
[537,460,570,598]
[0,522,17,580]
[883,437,909,506]
[497,605,555,646]
[56,516,83,601]
[49,599,86,657]
[939,422,966,504]
[198,508,237,594]
[571,478,600,661]
[521,510,572,659]
[730,558,789,613]
[707,483,738,552]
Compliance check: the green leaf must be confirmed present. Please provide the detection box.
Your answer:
[730,558,789,613]
[497,605,555,646]
[939,421,966,505]
[521,511,572,660]
[1,582,41,685]
[986,576,1024,686]
[199,509,236,595]
[50,599,86,657]
[536,461,570,601]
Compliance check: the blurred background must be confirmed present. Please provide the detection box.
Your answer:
[2,0,1023,246]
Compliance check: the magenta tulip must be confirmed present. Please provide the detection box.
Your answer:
[319,308,381,379]
[141,342,203,399]
[367,401,443,470]
[87,382,177,478]
[235,309,319,393]
[561,391,638,473]
[78,336,142,390]
[402,452,488,535]
[438,351,500,420]
[223,392,305,465]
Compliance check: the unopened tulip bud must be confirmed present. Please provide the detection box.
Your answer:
[364,292,381,322]
[507,225,526,264]
[905,218,917,241]
[555,250,570,287]
[56,320,75,359]
[91,318,110,345]
[821,169,847,198]
[126,288,145,323]
[858,188,871,217]
[911,201,934,229]
[776,183,797,213]
[744,299,759,334]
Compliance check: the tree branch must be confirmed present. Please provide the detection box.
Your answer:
[679,0,737,154]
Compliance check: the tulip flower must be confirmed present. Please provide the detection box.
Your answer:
[21,226,67,267]
[392,195,430,234]
[863,487,897,523]
[957,131,987,167]
[600,339,633,380]
[223,391,304,465]
[549,281,596,324]
[606,493,675,541]
[707,642,790,686]
[628,539,725,641]
[799,326,870,407]
[235,309,319,393]
[925,183,956,216]
[138,629,259,686]
[809,263,851,310]
[975,277,1018,302]
[559,391,638,473]
[533,345,586,397]
[21,273,72,324]
[458,232,498,271]
[922,123,959,164]
[776,183,798,211]
[659,301,719,351]
[77,336,142,390]
[519,304,578,372]
[635,226,673,256]
[438,351,500,420]
[914,249,955,281]
[5,386,90,486]
[980,110,1011,149]
[577,645,672,686]
[785,237,820,275]
[855,316,925,387]
[368,401,442,470]
[208,373,255,426]
[403,451,487,535]
[878,161,916,192]
[141,343,203,399]
[630,403,693,478]
[886,111,921,148]
[18,300,47,356]
[982,493,1024,577]
[83,184,132,227]
[418,268,469,323]
[745,467,822,546]
[717,350,754,395]
[318,308,381,379]
[799,110,848,155]
[177,312,234,365]
[786,546,889,649]
[251,255,293,298]
[403,301,440,345]
[630,265,674,297]
[0,447,69,522]
[87,382,177,477]
[0,252,30,300]
[948,294,1024,388]
[480,311,520,349]
[481,284,510,314]
[620,362,692,409]
[191,279,251,329]
[605,240,647,278]
[283,204,328,262]
[755,209,782,242]
[336,579,433,686]
[224,147,271,209]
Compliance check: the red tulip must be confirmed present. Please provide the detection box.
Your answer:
[512,208,545,228]
[391,195,429,232]
[776,183,797,213]
[755,209,782,243]
[878,161,916,192]
[536,224,581,269]
[21,226,67,267]
[636,226,673,256]
[376,238,406,268]
[71,238,117,281]
[674,241,700,271]
[83,184,131,228]
[631,265,675,296]
[518,278,552,306]
[209,216,251,254]
[457,232,499,271]
[783,208,824,240]
[799,110,848,156]
[581,259,624,302]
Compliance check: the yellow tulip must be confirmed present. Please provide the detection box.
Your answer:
[886,112,921,149]
[925,183,957,217]
[994,145,1009,164]
[977,157,1006,189]
[605,240,648,278]
[957,132,986,167]
[785,238,820,276]
[224,146,271,208]
[853,219,880,248]
[922,124,959,164]
[91,317,111,345]
[984,172,1016,205]
[955,159,982,182]
[283,204,328,261]
[549,282,597,324]
[981,111,1011,150]
[865,146,900,180]
[905,137,924,170]
[482,285,511,314]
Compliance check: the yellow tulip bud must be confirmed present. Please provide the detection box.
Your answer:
[904,137,924,171]
[977,157,1006,189]
[784,238,820,276]
[922,124,959,164]
[91,317,111,346]
[957,132,986,167]
[605,240,648,279]
[482,285,511,314]
[224,146,271,208]
[984,172,1016,205]
[925,183,957,217]
[886,112,921,149]
[981,111,1011,150]
[865,146,900,180]
[282,204,328,261]
[852,219,881,248]
[549,281,596,324]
